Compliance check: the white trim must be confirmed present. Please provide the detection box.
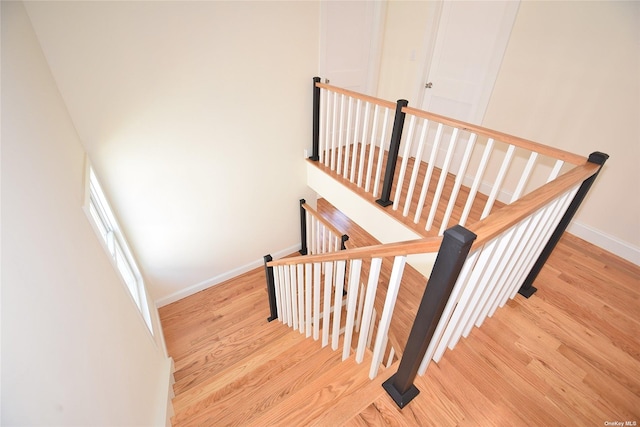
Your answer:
[567,221,640,266]
[154,244,301,307]
[158,357,175,427]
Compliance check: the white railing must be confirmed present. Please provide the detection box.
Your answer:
[315,82,588,238]
[269,238,441,380]
[418,181,582,374]
[301,201,347,255]
[317,84,397,197]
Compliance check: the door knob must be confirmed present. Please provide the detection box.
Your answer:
[425,82,433,89]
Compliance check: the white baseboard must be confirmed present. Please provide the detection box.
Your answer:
[154,244,301,307]
[567,221,640,266]
[160,357,175,427]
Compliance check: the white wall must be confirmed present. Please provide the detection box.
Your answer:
[23,1,320,304]
[483,0,640,263]
[1,2,172,424]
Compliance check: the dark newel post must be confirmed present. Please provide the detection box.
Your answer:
[340,234,349,250]
[299,199,308,255]
[382,225,477,409]
[518,151,609,298]
[310,77,321,161]
[376,99,409,207]
[263,255,278,322]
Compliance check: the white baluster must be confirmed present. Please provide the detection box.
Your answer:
[319,88,326,164]
[330,92,339,170]
[437,239,497,356]
[357,102,371,187]
[403,118,430,217]
[343,97,354,178]
[426,127,459,231]
[290,265,298,331]
[386,346,396,368]
[507,187,577,300]
[305,263,312,338]
[459,138,494,226]
[342,259,362,361]
[350,99,362,183]
[419,250,479,373]
[297,263,305,334]
[323,90,332,167]
[364,105,380,193]
[463,227,516,337]
[367,308,376,350]
[373,107,391,198]
[369,256,406,379]
[495,206,549,310]
[356,257,382,363]
[321,261,334,348]
[392,115,416,211]
[306,211,312,255]
[271,266,282,322]
[480,217,533,322]
[332,260,347,351]
[283,265,292,328]
[336,94,346,174]
[439,133,477,235]
[414,123,445,223]
[510,152,538,203]
[315,218,321,255]
[548,159,564,182]
[313,262,321,341]
[321,224,327,254]
[481,144,515,219]
[273,265,287,323]
[355,282,365,334]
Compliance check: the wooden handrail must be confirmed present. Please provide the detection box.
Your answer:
[402,106,587,165]
[270,161,598,267]
[316,82,397,110]
[301,202,345,240]
[267,236,442,266]
[467,161,599,248]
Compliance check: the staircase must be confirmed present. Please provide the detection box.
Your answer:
[160,263,394,426]
[159,80,609,424]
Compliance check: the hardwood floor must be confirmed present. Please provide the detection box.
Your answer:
[160,200,640,426]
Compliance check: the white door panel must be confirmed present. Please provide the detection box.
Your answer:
[320,1,385,94]
[421,0,520,125]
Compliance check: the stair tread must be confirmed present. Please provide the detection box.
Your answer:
[172,312,290,395]
[246,350,385,427]
[172,322,303,413]
[174,331,344,427]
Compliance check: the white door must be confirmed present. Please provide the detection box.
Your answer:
[419,1,520,124]
[319,1,385,95]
